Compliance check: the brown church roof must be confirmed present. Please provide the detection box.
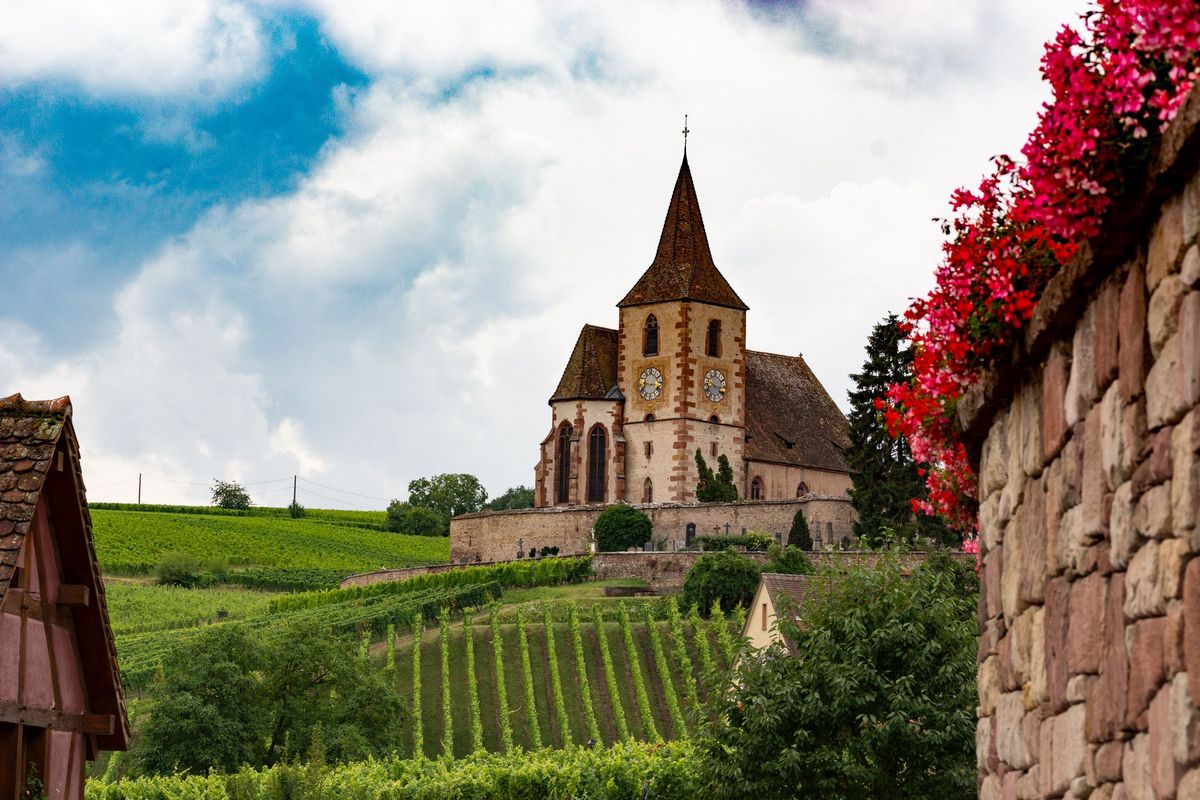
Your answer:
[618,155,748,311]
[549,325,620,403]
[0,393,129,750]
[745,350,850,473]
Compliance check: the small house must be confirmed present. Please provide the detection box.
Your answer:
[741,572,823,653]
[0,395,128,799]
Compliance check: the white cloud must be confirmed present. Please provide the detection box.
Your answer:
[0,0,265,99]
[3,0,1091,506]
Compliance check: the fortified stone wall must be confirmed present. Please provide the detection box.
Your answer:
[966,92,1200,798]
[449,497,855,563]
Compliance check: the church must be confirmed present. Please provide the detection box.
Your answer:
[533,154,852,509]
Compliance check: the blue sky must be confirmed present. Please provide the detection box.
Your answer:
[0,0,1085,507]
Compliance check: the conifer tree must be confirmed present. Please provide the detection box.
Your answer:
[846,313,951,546]
[695,450,738,503]
[787,510,813,551]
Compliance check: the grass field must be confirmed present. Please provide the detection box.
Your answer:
[104,581,278,636]
[92,508,448,577]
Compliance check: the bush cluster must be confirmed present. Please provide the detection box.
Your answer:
[681,549,761,616]
[594,504,652,551]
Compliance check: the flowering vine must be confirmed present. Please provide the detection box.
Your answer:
[886,1,1200,537]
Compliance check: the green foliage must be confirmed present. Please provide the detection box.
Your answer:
[592,604,630,742]
[385,624,396,671]
[697,551,978,799]
[515,608,543,749]
[694,450,738,502]
[681,550,761,616]
[593,504,653,552]
[407,473,489,517]
[643,602,686,737]
[484,485,535,511]
[688,603,717,678]
[154,551,202,587]
[847,313,953,547]
[211,480,252,510]
[91,502,388,529]
[88,741,703,800]
[788,509,814,551]
[667,599,699,714]
[618,602,659,742]
[709,603,739,668]
[132,621,405,775]
[439,607,453,757]
[542,609,574,746]
[464,614,484,753]
[764,544,815,575]
[490,605,514,753]
[104,581,280,642]
[385,501,450,536]
[568,605,602,745]
[288,501,305,519]
[410,613,423,757]
[696,532,773,552]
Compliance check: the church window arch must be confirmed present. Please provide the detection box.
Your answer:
[555,423,573,504]
[644,315,659,356]
[644,413,655,422]
[587,425,608,503]
[750,476,764,500]
[706,319,721,357]
[709,415,720,424]
[642,478,653,504]
[796,481,809,497]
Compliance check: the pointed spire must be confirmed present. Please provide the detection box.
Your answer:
[618,155,748,310]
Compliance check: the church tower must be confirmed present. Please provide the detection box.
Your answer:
[616,155,749,504]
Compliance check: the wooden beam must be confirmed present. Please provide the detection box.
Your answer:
[56,584,89,608]
[0,703,114,736]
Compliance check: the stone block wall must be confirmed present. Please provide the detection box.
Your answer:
[965,93,1200,799]
[449,496,855,563]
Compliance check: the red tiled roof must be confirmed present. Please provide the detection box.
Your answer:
[549,325,620,403]
[744,351,850,473]
[618,155,748,311]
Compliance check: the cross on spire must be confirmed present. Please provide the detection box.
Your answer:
[682,114,690,152]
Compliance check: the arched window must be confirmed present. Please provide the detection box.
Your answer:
[555,424,572,504]
[644,315,659,356]
[709,415,720,424]
[642,478,653,504]
[644,413,655,422]
[750,476,764,500]
[706,319,721,357]
[587,426,607,503]
[796,481,809,497]
[686,523,697,545]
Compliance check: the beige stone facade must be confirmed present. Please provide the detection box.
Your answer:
[969,91,1200,798]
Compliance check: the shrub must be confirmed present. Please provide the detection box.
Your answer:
[682,550,761,617]
[764,544,814,575]
[385,501,449,536]
[288,501,305,519]
[697,532,772,552]
[210,480,251,510]
[156,551,201,587]
[594,504,653,552]
[787,510,813,551]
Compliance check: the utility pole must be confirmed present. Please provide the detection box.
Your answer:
[292,475,297,506]
[137,473,142,505]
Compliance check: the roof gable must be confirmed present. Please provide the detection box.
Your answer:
[618,155,748,311]
[744,350,850,473]
[549,325,620,403]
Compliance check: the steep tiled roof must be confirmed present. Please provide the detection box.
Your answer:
[760,572,829,654]
[549,325,620,403]
[745,350,850,473]
[618,155,748,311]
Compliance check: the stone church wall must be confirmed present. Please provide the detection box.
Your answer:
[966,93,1200,798]
[747,461,853,502]
[449,496,855,563]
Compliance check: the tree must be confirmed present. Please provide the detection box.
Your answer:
[134,621,405,775]
[594,504,653,552]
[764,544,814,575]
[210,479,251,510]
[385,501,449,536]
[697,550,977,799]
[485,485,535,511]
[407,473,488,517]
[846,313,951,547]
[695,450,738,502]
[681,549,761,616]
[788,510,814,551]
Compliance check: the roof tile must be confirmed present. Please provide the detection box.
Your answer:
[549,325,620,403]
[744,351,850,473]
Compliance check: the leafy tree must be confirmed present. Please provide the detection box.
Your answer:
[697,550,977,799]
[593,503,653,552]
[210,480,251,510]
[134,622,405,775]
[788,510,814,551]
[695,450,738,502]
[681,549,761,616]
[847,314,951,547]
[764,544,814,575]
[385,501,450,536]
[407,473,488,517]
[485,485,535,511]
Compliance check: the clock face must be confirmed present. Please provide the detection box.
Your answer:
[638,367,664,401]
[703,369,727,402]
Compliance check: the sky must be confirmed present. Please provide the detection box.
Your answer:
[0,0,1087,509]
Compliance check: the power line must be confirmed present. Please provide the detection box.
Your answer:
[296,486,377,510]
[297,477,392,502]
